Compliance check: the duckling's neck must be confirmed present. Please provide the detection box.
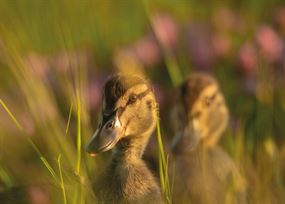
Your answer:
[112,133,150,163]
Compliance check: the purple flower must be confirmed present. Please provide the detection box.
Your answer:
[88,74,107,111]
[152,83,166,108]
[186,24,214,71]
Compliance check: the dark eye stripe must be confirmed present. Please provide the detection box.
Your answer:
[137,88,151,100]
[205,91,218,106]
[103,88,152,120]
[210,92,217,101]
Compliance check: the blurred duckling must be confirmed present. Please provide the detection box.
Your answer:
[86,74,162,204]
[171,72,246,204]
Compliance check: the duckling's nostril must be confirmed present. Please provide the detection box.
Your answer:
[105,120,115,130]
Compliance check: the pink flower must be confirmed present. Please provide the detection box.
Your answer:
[134,36,160,66]
[255,25,283,62]
[274,7,285,30]
[24,53,49,79]
[152,13,178,48]
[212,33,232,58]
[238,42,257,76]
[187,24,214,71]
[50,50,94,73]
[28,186,51,204]
[88,76,106,111]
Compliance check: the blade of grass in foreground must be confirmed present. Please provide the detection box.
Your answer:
[58,154,67,204]
[0,99,23,131]
[156,117,172,204]
[0,98,58,182]
[65,102,73,135]
[76,92,81,175]
[74,91,84,204]
[0,166,14,188]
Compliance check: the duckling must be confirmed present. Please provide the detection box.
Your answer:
[86,74,162,204]
[171,72,246,204]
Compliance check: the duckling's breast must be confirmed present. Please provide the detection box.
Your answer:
[93,159,162,204]
[173,146,235,204]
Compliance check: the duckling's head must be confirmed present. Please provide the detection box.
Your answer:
[86,74,157,155]
[172,72,229,152]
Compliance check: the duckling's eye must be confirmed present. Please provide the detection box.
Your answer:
[192,111,201,119]
[128,94,138,105]
[204,93,216,107]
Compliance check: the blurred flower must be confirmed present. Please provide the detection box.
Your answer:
[24,53,49,79]
[134,36,160,66]
[213,7,236,31]
[255,25,283,63]
[238,42,257,76]
[187,24,214,71]
[152,83,166,108]
[274,7,285,31]
[152,13,178,49]
[28,186,50,204]
[88,74,107,111]
[20,114,35,135]
[50,49,94,73]
[212,33,232,58]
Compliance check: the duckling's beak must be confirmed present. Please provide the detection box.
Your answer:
[85,113,125,156]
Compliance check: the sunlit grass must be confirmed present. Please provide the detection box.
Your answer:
[0,98,57,180]
[0,43,95,203]
[76,92,82,175]
[0,166,14,188]
[57,154,67,204]
[0,99,23,132]
[156,115,172,204]
[65,102,73,136]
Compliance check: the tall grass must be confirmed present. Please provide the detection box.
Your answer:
[156,113,172,204]
[143,0,183,87]
[1,96,60,175]
[57,154,67,204]
[0,166,14,188]
[0,39,95,203]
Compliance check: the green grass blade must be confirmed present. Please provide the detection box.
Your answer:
[65,102,73,135]
[156,117,172,204]
[0,98,23,131]
[0,98,58,182]
[76,92,81,175]
[41,157,57,182]
[0,166,14,188]
[58,154,67,204]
